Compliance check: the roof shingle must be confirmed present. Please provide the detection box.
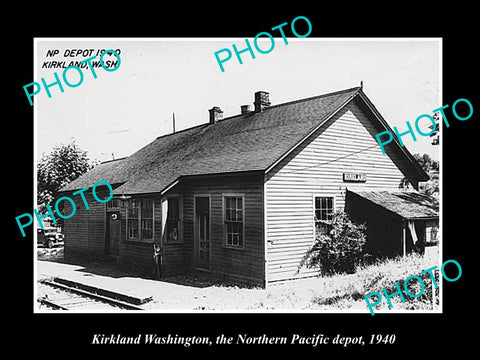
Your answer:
[61,87,360,194]
[349,190,439,220]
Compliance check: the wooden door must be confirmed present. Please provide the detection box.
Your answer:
[107,212,120,256]
[195,197,210,270]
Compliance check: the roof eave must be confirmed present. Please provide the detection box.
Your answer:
[58,181,125,194]
[347,190,439,221]
[356,90,430,182]
[404,216,439,221]
[115,170,266,196]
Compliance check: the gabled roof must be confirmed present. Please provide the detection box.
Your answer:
[348,190,439,220]
[60,86,428,195]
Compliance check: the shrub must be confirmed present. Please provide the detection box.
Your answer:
[298,211,367,276]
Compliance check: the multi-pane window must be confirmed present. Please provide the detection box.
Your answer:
[141,199,154,240]
[315,196,334,221]
[127,199,139,239]
[315,196,334,236]
[127,198,154,241]
[166,197,182,242]
[224,196,244,248]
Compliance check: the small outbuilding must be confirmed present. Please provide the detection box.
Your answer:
[346,190,439,257]
[59,86,439,286]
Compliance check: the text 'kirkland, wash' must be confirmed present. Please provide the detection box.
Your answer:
[23,49,121,106]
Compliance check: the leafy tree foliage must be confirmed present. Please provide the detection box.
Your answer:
[430,112,440,145]
[413,153,439,197]
[413,153,439,172]
[37,141,98,217]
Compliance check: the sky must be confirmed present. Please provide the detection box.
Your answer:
[35,38,441,164]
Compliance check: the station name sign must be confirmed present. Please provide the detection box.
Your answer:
[343,173,367,182]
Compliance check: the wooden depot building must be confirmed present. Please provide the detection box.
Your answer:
[59,86,439,286]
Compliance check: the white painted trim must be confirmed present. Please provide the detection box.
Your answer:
[125,197,155,242]
[222,193,246,250]
[160,179,179,195]
[356,91,427,181]
[312,193,337,242]
[263,174,268,288]
[163,195,184,244]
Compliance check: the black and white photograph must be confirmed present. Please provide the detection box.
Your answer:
[33,38,442,314]
[10,7,476,355]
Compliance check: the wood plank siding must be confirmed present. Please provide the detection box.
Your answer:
[173,173,265,285]
[63,188,160,271]
[265,102,414,283]
[63,190,107,257]
[63,174,265,284]
[117,196,162,272]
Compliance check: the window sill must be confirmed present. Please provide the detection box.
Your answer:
[124,239,154,245]
[222,245,246,251]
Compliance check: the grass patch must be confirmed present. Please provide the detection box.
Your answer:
[310,253,440,312]
[265,252,440,312]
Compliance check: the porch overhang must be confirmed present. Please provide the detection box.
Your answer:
[347,189,439,221]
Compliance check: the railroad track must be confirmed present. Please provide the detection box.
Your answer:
[38,279,144,311]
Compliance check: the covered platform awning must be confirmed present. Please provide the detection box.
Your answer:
[346,190,439,257]
[347,190,439,220]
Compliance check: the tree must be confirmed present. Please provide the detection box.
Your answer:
[430,112,440,145]
[413,153,439,172]
[37,141,98,222]
[413,153,439,197]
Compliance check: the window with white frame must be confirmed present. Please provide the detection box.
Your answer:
[127,199,139,239]
[141,198,154,240]
[166,197,182,242]
[315,196,334,221]
[314,196,334,236]
[224,196,244,248]
[127,198,154,241]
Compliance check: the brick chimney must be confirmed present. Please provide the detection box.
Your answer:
[241,104,252,114]
[254,91,271,112]
[209,106,223,124]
